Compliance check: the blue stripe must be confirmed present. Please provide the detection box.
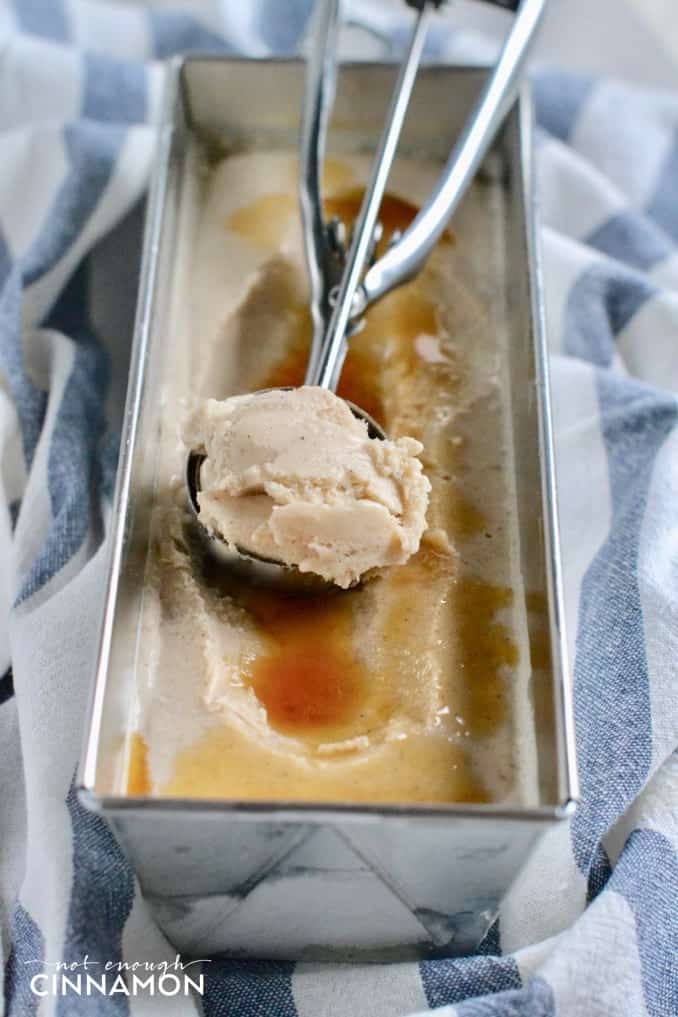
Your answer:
[0,225,12,288]
[534,70,596,142]
[3,901,44,1017]
[100,430,120,502]
[0,667,14,705]
[587,211,674,273]
[610,828,678,1017]
[23,123,124,287]
[0,268,47,466]
[13,0,68,41]
[148,10,230,59]
[454,977,555,1017]
[563,262,656,366]
[56,781,135,1017]
[9,498,21,530]
[477,919,501,956]
[82,53,147,125]
[17,260,109,604]
[646,131,678,244]
[0,232,46,466]
[202,960,296,1017]
[570,371,678,876]
[420,955,522,1009]
[586,843,613,903]
[254,0,313,54]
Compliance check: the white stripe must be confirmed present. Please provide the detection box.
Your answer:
[0,36,82,130]
[438,27,499,65]
[615,293,678,392]
[0,2,17,42]
[538,137,625,242]
[513,933,562,982]
[571,81,678,207]
[0,380,25,505]
[604,752,678,866]
[145,60,167,125]
[149,0,222,32]
[123,894,202,1017]
[215,0,270,56]
[540,228,599,355]
[293,962,428,1017]
[67,0,152,59]
[610,347,630,378]
[549,355,613,672]
[542,890,650,1017]
[10,330,74,593]
[0,126,67,261]
[629,0,678,65]
[344,0,403,40]
[650,250,678,291]
[189,0,223,32]
[405,1008,456,1017]
[500,823,586,953]
[9,541,111,1017]
[0,386,22,669]
[0,701,26,951]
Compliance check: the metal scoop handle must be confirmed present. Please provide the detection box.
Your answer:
[302,0,545,393]
[362,0,545,306]
[299,0,342,384]
[306,0,431,390]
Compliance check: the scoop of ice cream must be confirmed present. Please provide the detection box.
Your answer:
[187,386,431,588]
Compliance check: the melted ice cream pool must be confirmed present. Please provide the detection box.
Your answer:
[121,149,542,806]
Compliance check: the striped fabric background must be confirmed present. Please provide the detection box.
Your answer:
[0,2,676,1015]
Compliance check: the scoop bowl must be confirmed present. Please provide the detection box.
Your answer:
[185,389,386,590]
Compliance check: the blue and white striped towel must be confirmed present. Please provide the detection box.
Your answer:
[1,2,677,1015]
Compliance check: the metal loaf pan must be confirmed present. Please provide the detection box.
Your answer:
[78,56,578,960]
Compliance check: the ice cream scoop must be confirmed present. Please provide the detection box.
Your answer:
[186,387,430,589]
[186,0,543,587]
[185,0,423,587]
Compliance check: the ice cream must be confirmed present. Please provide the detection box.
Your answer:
[188,386,431,588]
